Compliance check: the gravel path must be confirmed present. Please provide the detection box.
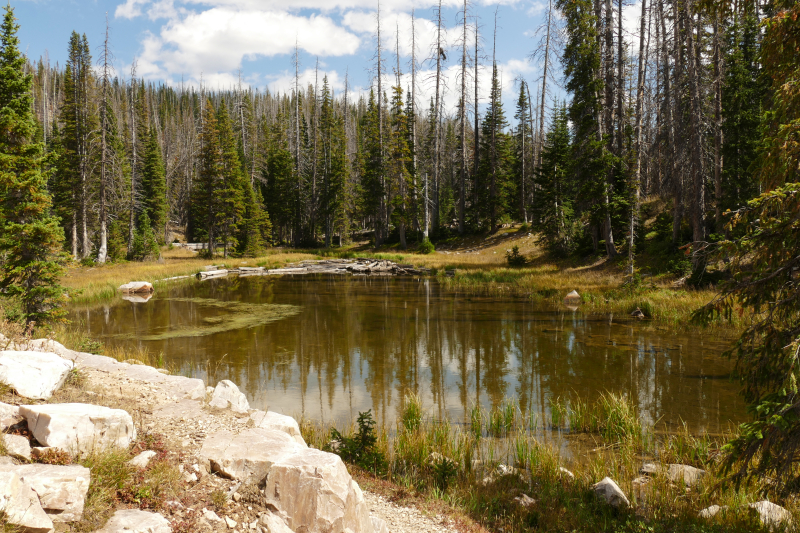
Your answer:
[364,491,460,533]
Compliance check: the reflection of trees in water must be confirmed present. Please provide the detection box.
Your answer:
[78,276,742,433]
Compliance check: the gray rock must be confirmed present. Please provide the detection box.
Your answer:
[20,403,136,456]
[631,476,652,503]
[371,517,390,533]
[0,401,21,430]
[749,500,794,531]
[667,464,706,487]
[4,434,31,461]
[0,463,90,523]
[95,509,171,533]
[208,380,250,413]
[118,281,154,293]
[0,351,74,400]
[259,511,292,533]
[225,516,237,528]
[203,509,223,522]
[559,467,575,480]
[513,494,536,508]
[698,504,727,519]
[199,428,303,482]
[592,477,630,508]
[250,410,306,446]
[641,462,663,476]
[564,290,581,304]
[200,427,376,533]
[128,450,158,469]
[0,470,54,533]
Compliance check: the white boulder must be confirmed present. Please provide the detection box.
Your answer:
[0,464,90,523]
[95,509,171,533]
[20,403,136,456]
[0,401,21,430]
[128,450,158,469]
[117,282,154,294]
[749,500,794,531]
[0,470,54,533]
[208,380,250,413]
[0,351,73,400]
[4,433,31,461]
[667,464,707,487]
[259,511,293,533]
[250,410,307,446]
[592,477,630,508]
[698,504,726,519]
[200,428,376,533]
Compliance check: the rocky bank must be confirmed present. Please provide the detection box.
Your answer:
[0,336,459,533]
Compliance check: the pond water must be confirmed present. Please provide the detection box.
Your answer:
[72,275,745,434]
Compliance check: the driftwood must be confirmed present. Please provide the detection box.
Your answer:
[190,260,430,281]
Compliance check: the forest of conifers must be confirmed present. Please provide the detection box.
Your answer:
[28,0,763,265]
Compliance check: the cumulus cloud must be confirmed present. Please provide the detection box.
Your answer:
[135,7,361,85]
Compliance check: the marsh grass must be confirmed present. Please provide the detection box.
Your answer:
[302,393,789,533]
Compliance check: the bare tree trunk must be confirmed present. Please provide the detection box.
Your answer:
[433,0,444,237]
[630,0,648,275]
[129,63,137,254]
[459,0,468,235]
[411,10,419,234]
[97,15,110,265]
[713,14,723,228]
[376,0,386,246]
[294,42,302,248]
[685,3,706,258]
[538,0,552,167]
[668,0,683,245]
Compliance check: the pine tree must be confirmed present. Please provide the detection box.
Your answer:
[0,5,67,325]
[513,83,533,222]
[719,5,764,228]
[476,63,512,232]
[216,100,246,257]
[360,90,384,243]
[387,84,412,249]
[558,0,610,254]
[533,104,577,256]
[140,124,167,243]
[193,99,223,256]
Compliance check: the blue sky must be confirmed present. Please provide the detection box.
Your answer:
[12,0,580,117]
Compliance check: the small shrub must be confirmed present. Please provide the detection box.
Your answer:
[519,222,530,233]
[210,489,228,510]
[418,238,435,255]
[431,455,458,491]
[329,410,388,476]
[34,448,71,465]
[667,257,692,276]
[506,246,527,267]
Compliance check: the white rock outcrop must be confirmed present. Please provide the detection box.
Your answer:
[749,500,794,531]
[0,351,73,400]
[592,477,630,508]
[259,511,293,533]
[208,380,250,413]
[20,403,136,456]
[95,509,171,533]
[200,427,376,533]
[0,401,21,430]
[0,464,90,523]
[250,410,307,446]
[0,470,54,533]
[4,433,31,461]
[698,504,726,519]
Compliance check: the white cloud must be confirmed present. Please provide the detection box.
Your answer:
[136,7,361,86]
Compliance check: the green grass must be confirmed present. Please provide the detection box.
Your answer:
[302,393,787,533]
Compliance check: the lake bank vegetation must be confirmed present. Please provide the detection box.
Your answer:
[302,393,792,533]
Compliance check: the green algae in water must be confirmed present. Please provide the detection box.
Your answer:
[118,297,301,341]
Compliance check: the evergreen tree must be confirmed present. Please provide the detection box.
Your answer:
[216,100,246,257]
[558,0,615,255]
[475,63,512,232]
[0,5,67,325]
[359,90,384,242]
[513,83,533,222]
[719,5,764,227]
[533,104,577,256]
[140,124,167,243]
[387,84,412,249]
[129,211,159,261]
[192,99,223,256]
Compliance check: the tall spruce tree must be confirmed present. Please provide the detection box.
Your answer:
[140,124,167,243]
[216,100,246,257]
[0,5,67,325]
